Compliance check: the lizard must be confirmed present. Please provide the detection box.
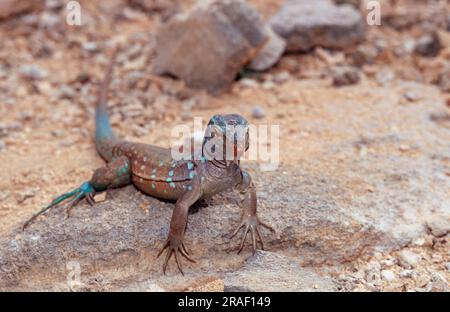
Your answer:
[22,48,274,275]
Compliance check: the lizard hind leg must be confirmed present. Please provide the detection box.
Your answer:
[23,156,131,230]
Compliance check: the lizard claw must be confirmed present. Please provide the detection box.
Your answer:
[22,182,96,230]
[157,238,196,275]
[230,215,274,254]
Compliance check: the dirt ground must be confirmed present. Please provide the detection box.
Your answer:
[0,0,449,291]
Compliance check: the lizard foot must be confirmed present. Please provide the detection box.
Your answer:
[22,181,96,230]
[230,215,275,254]
[157,238,196,275]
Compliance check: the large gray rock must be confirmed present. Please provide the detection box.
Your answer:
[249,26,286,71]
[0,0,44,19]
[153,0,268,94]
[270,0,366,52]
[224,251,336,291]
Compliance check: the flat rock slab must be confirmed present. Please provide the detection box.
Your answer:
[0,82,448,291]
[224,251,336,291]
[153,0,268,94]
[270,0,366,52]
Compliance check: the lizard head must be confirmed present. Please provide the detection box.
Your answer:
[202,114,249,163]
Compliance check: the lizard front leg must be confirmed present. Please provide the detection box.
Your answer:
[231,171,274,254]
[157,179,202,275]
[23,156,131,230]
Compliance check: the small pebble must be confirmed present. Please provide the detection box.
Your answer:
[445,263,450,272]
[331,66,361,87]
[82,42,99,53]
[273,71,291,84]
[426,215,450,237]
[0,190,10,201]
[59,85,76,99]
[400,270,414,278]
[95,192,107,202]
[397,250,420,268]
[0,140,5,152]
[381,259,395,267]
[403,92,418,102]
[399,144,410,152]
[381,270,395,282]
[240,78,259,88]
[131,124,149,137]
[262,81,275,90]
[40,12,60,28]
[15,187,40,203]
[411,237,425,246]
[251,106,266,119]
[19,65,47,80]
[376,68,395,86]
[414,33,442,58]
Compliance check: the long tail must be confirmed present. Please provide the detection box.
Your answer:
[95,47,119,161]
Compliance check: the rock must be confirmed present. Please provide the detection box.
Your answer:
[403,39,416,54]
[82,42,100,53]
[403,92,419,102]
[239,78,259,89]
[414,33,442,58]
[224,251,336,291]
[411,237,425,246]
[39,12,60,28]
[397,250,420,269]
[349,44,378,67]
[445,263,450,272]
[400,270,414,278]
[272,71,291,84]
[426,214,450,237]
[153,0,268,94]
[261,80,275,90]
[364,261,381,284]
[19,65,47,81]
[429,272,449,292]
[128,0,179,15]
[383,4,419,30]
[380,270,395,282]
[0,140,4,152]
[251,106,265,119]
[376,68,395,86]
[46,0,64,11]
[270,0,366,52]
[1,82,450,290]
[380,258,396,267]
[0,0,44,19]
[249,26,286,71]
[438,67,450,93]
[15,187,39,204]
[331,66,361,87]
[58,85,76,100]
[0,190,9,201]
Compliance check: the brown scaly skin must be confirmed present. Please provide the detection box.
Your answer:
[22,48,274,275]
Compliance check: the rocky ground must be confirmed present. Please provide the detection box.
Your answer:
[0,0,449,291]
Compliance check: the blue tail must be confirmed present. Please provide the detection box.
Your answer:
[95,48,119,161]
